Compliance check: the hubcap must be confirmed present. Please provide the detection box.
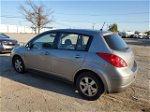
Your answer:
[79,77,98,96]
[15,59,23,72]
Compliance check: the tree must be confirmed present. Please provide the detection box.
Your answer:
[20,0,53,34]
[108,23,118,32]
[145,31,150,36]
[135,31,140,35]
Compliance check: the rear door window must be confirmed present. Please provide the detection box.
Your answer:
[57,33,91,51]
[58,33,78,50]
[104,34,128,50]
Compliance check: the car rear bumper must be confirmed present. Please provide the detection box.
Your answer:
[107,61,138,93]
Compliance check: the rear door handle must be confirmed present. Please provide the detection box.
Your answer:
[44,51,49,55]
[75,55,81,59]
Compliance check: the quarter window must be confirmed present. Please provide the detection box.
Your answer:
[76,35,90,51]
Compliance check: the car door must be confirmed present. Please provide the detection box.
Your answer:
[24,32,57,73]
[49,32,91,80]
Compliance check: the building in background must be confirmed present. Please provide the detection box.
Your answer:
[0,24,54,33]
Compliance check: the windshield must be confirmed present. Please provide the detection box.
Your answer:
[104,33,128,50]
[0,34,9,38]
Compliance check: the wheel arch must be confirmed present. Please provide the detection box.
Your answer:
[74,69,108,92]
[12,54,23,65]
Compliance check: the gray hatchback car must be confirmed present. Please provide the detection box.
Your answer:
[11,29,138,100]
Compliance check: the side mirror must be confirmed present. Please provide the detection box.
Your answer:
[26,43,33,50]
[27,46,31,50]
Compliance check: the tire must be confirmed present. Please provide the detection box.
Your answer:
[76,72,104,100]
[13,56,25,73]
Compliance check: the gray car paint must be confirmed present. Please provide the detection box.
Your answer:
[11,29,138,93]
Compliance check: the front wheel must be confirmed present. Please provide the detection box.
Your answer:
[76,72,104,100]
[13,56,25,73]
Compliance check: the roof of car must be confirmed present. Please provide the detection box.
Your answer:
[49,29,112,36]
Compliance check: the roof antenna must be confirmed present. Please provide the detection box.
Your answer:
[100,22,105,31]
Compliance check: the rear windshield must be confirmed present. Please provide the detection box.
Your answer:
[104,34,128,50]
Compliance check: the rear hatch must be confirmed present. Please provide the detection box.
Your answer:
[103,33,134,69]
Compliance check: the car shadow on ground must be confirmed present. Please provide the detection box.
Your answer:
[125,39,150,46]
[0,55,83,100]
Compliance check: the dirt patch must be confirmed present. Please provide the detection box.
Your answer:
[5,33,36,44]
[0,38,150,111]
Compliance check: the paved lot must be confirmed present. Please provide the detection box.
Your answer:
[0,38,150,112]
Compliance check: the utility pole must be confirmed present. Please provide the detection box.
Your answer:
[7,25,9,33]
[92,23,96,30]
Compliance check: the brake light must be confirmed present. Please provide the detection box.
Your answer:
[96,52,127,67]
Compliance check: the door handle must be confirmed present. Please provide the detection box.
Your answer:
[44,51,49,55]
[75,55,81,59]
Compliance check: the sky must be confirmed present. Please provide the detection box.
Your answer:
[0,0,149,32]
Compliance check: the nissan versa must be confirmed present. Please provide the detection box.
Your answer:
[11,29,138,100]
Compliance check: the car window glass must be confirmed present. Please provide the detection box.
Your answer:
[0,34,9,38]
[58,33,78,50]
[104,34,128,50]
[32,33,56,49]
[76,35,90,51]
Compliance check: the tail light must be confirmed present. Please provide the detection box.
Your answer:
[96,52,127,67]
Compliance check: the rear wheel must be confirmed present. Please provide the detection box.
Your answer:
[13,56,25,73]
[76,72,104,100]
